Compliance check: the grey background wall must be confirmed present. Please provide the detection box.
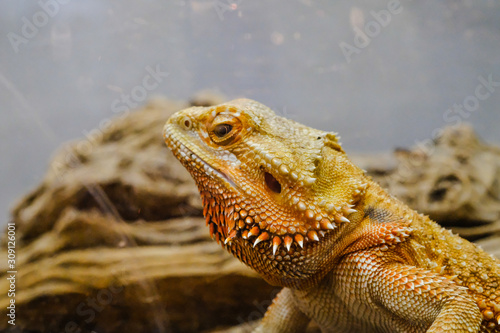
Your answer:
[1,0,500,226]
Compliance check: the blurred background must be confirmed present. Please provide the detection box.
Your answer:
[1,0,500,227]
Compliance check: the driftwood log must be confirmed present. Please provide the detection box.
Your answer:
[1,97,499,333]
[354,123,500,252]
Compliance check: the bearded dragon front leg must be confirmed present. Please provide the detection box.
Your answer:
[332,250,482,332]
[253,288,310,333]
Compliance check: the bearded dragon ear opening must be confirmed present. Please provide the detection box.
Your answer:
[264,171,282,194]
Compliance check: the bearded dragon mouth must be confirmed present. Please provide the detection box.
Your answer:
[164,124,239,190]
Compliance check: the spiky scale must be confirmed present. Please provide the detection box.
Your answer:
[305,209,315,220]
[307,230,319,242]
[294,234,304,248]
[272,236,282,255]
[241,230,249,239]
[284,235,293,252]
[248,226,260,238]
[225,229,237,244]
[319,218,335,230]
[253,233,267,247]
[334,213,350,223]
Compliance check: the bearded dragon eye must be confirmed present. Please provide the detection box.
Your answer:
[213,123,233,138]
[207,112,242,146]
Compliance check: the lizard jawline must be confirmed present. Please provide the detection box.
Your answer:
[173,140,240,191]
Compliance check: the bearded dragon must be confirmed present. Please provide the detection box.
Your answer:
[163,99,500,332]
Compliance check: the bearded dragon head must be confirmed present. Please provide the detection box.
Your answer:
[164,99,368,288]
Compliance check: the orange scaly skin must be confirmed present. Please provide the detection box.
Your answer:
[163,99,500,332]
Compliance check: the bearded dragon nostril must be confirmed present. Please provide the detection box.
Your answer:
[181,117,191,129]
